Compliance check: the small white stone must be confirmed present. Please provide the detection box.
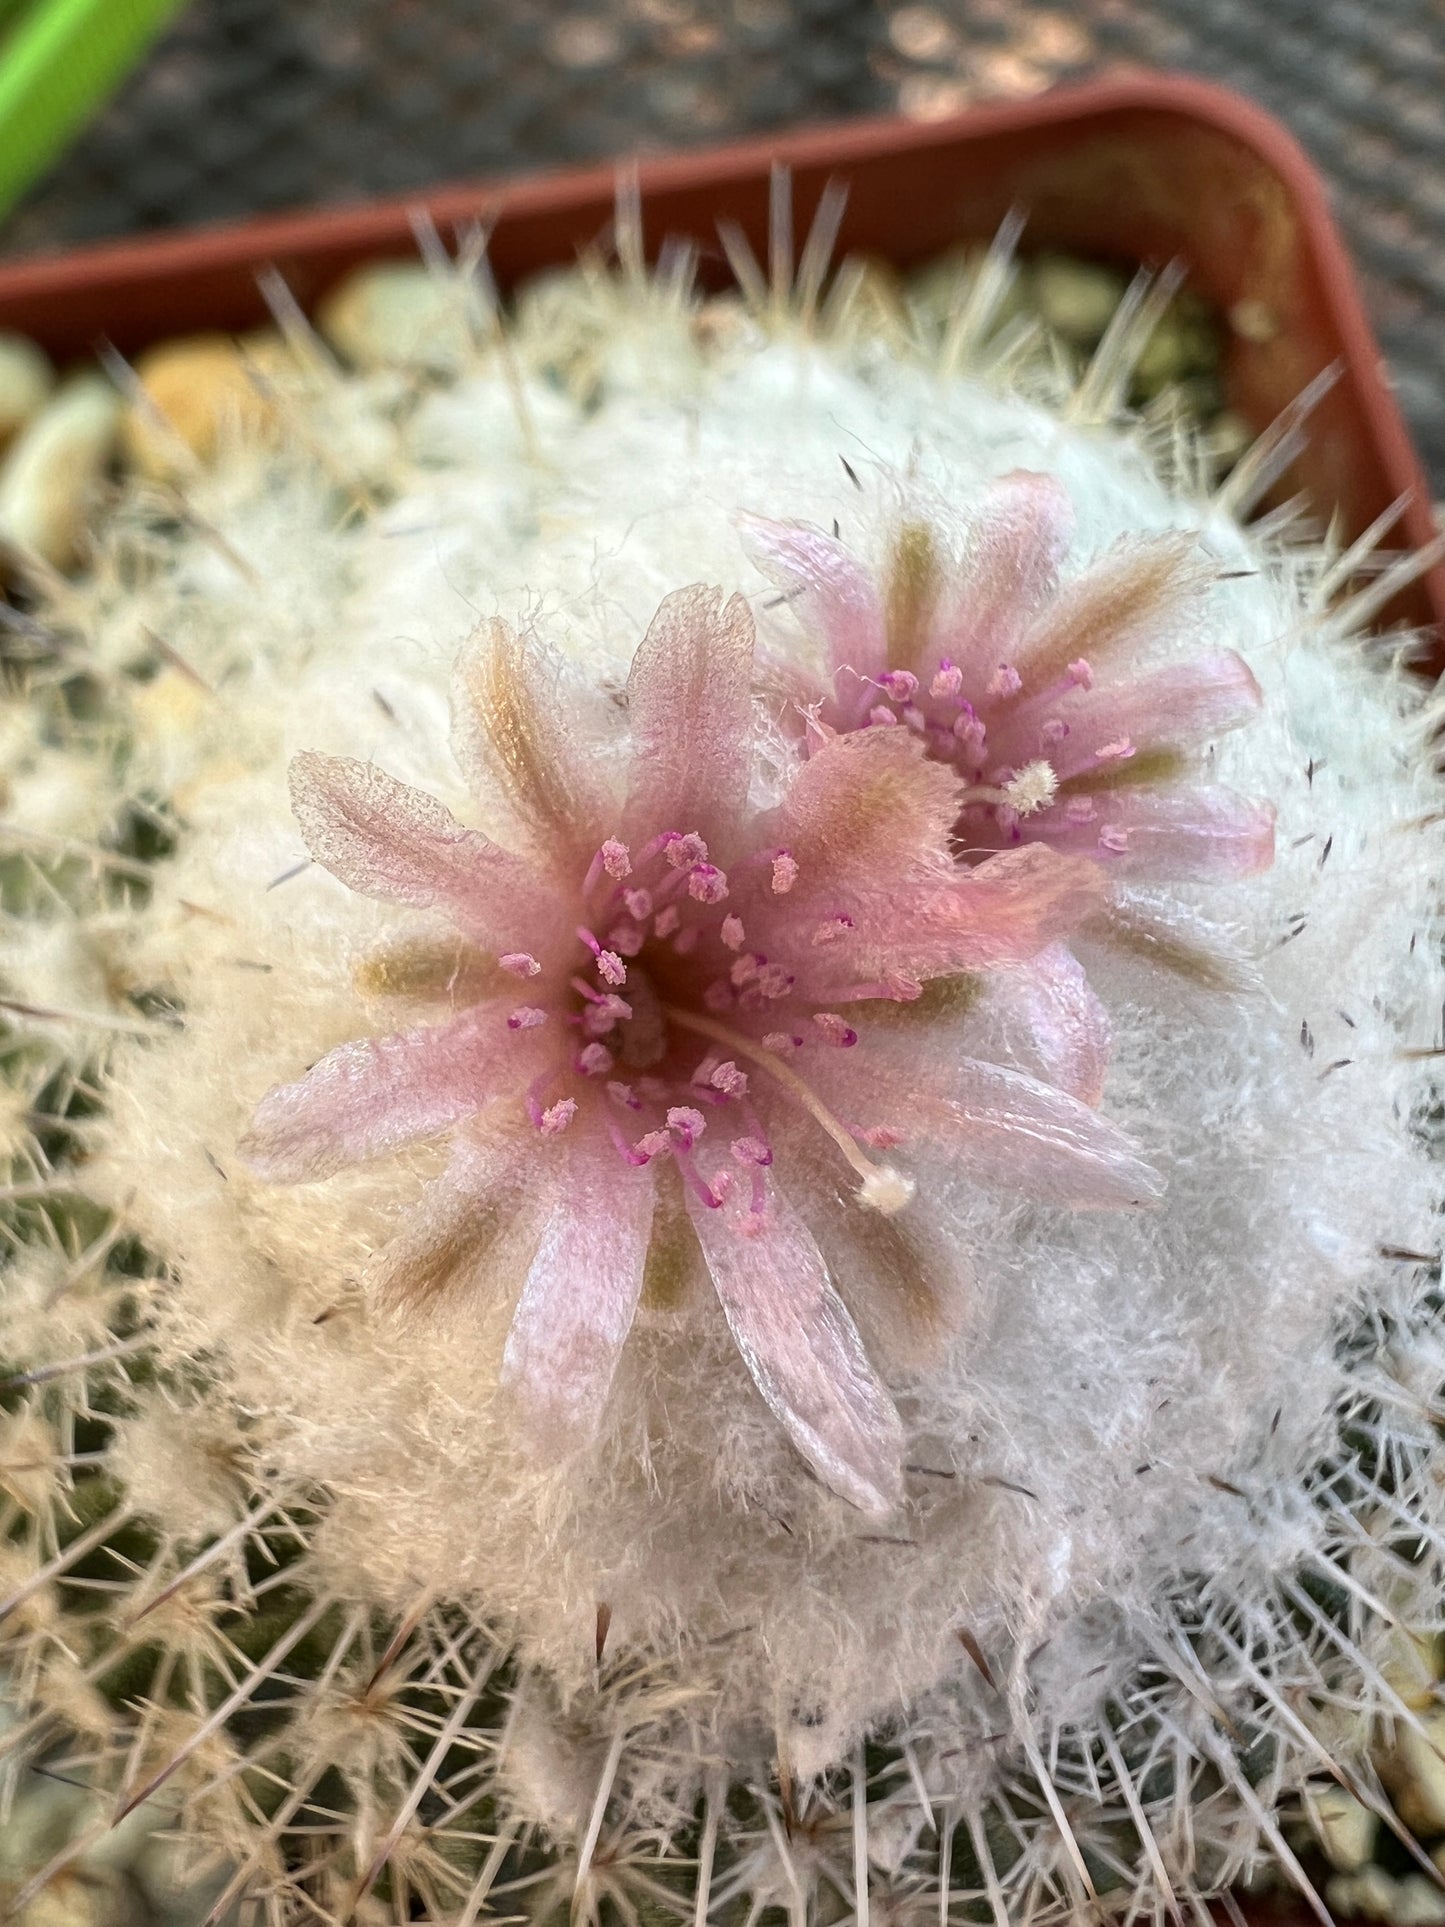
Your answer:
[1309,1784,1376,1871]
[317,260,473,375]
[0,374,121,569]
[0,331,54,445]
[1394,1708,1445,1831]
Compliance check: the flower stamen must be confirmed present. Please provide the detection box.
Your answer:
[662,1005,915,1215]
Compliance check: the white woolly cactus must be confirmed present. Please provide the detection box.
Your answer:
[0,193,1443,1927]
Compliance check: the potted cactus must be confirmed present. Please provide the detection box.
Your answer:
[0,73,1441,1927]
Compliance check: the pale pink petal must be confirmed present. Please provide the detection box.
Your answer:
[1079,890,1262,997]
[241,1003,523,1181]
[806,1042,1161,1208]
[500,1123,655,1449]
[1039,787,1277,881]
[762,726,960,899]
[992,651,1263,779]
[935,470,1074,675]
[290,752,554,945]
[738,511,887,687]
[624,584,756,848]
[1015,533,1207,691]
[803,1176,977,1373]
[686,1172,904,1512]
[780,844,1108,995]
[968,941,1111,1105]
[451,616,618,859]
[372,1128,534,1316]
[910,1062,1160,1205]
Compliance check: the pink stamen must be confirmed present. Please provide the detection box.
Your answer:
[930,661,963,701]
[539,1098,577,1136]
[987,663,1023,699]
[1096,739,1135,762]
[1063,797,1097,825]
[878,669,918,701]
[607,1080,641,1110]
[688,864,729,904]
[762,1031,802,1053]
[632,1129,672,1161]
[596,950,627,987]
[577,1042,615,1076]
[1040,718,1068,745]
[812,1012,859,1047]
[600,838,632,878]
[623,887,653,921]
[666,832,708,869]
[710,1061,748,1097]
[607,921,645,957]
[674,1149,727,1209]
[771,852,798,895]
[500,951,540,978]
[583,995,631,1037]
[1067,657,1094,689]
[811,915,854,947]
[731,1134,773,1167]
[1098,826,1130,854]
[507,1006,547,1031]
[667,1106,707,1150]
[868,704,898,727]
[720,915,746,951]
[653,904,680,939]
[753,963,794,1000]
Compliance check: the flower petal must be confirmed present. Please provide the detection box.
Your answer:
[937,469,1074,673]
[968,941,1111,1105]
[806,1182,977,1373]
[765,726,960,897]
[1015,533,1207,692]
[451,616,617,858]
[500,1122,654,1450]
[994,650,1263,779]
[374,1129,534,1315]
[739,512,886,688]
[782,844,1108,995]
[289,752,553,944]
[241,1002,523,1181]
[908,1062,1161,1206]
[806,1040,1161,1209]
[1039,787,1277,881]
[1081,891,1261,997]
[624,584,755,848]
[685,1171,904,1512]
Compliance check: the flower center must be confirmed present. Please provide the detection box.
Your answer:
[506,829,914,1216]
[855,655,1131,849]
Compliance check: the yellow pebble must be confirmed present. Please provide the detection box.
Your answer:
[0,374,121,569]
[121,332,278,478]
[0,332,54,447]
[1309,1784,1377,1871]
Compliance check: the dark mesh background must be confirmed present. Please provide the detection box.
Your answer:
[2,0,1441,487]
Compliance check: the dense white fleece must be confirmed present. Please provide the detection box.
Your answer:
[30,289,1441,1864]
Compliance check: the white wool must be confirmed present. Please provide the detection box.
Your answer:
[3,263,1442,1917]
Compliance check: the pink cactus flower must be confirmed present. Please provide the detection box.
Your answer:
[741,470,1276,886]
[242,586,1159,1512]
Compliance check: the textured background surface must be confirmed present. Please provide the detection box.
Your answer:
[1,0,1441,487]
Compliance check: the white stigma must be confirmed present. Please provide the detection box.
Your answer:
[858,1165,915,1216]
[1004,759,1058,818]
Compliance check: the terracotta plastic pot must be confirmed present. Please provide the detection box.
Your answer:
[0,69,1439,660]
